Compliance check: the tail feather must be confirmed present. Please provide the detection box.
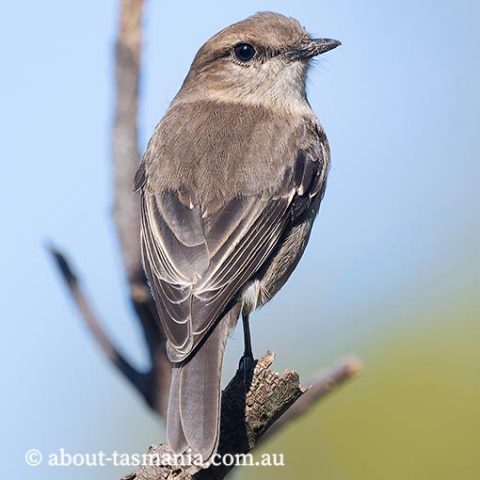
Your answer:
[166,305,240,464]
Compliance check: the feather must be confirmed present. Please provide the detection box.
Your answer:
[140,118,328,363]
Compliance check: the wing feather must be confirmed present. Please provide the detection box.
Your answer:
[140,131,328,363]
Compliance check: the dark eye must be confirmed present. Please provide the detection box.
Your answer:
[234,43,256,62]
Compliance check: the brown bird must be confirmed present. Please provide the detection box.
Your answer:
[135,11,340,464]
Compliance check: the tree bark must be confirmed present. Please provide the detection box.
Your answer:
[123,353,360,480]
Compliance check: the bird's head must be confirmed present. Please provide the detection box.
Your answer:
[177,12,341,109]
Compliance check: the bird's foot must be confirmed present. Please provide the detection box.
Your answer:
[239,353,255,372]
[238,353,255,388]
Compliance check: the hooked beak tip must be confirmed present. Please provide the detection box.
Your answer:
[311,38,342,55]
[285,37,341,61]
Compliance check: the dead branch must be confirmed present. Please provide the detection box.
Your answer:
[111,0,172,417]
[112,0,143,288]
[47,244,150,400]
[122,353,359,480]
[262,356,362,440]
[111,0,171,418]
[49,0,171,418]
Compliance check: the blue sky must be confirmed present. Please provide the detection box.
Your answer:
[1,1,479,478]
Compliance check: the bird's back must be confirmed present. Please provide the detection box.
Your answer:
[142,99,315,205]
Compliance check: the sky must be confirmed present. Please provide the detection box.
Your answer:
[1,1,479,479]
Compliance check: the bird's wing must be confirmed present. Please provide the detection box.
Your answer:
[139,132,329,363]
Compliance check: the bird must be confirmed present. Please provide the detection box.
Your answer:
[134,11,340,465]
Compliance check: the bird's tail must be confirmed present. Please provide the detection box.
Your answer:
[166,304,240,465]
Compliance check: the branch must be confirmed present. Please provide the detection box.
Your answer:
[262,356,361,440]
[47,244,150,400]
[123,352,360,480]
[112,0,172,417]
[113,0,144,288]
[49,0,171,418]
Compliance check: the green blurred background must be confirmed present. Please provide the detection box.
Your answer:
[1,1,479,479]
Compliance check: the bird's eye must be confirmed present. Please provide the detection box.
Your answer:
[234,43,256,62]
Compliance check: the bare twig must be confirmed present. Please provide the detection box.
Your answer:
[49,0,171,419]
[113,0,144,288]
[113,0,171,417]
[123,352,361,480]
[263,356,362,439]
[47,244,150,400]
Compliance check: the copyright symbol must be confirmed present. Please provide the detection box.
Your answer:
[25,449,43,466]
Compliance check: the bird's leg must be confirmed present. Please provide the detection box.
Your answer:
[239,313,255,378]
[242,312,253,359]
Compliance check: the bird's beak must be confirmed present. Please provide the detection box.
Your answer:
[292,38,341,60]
